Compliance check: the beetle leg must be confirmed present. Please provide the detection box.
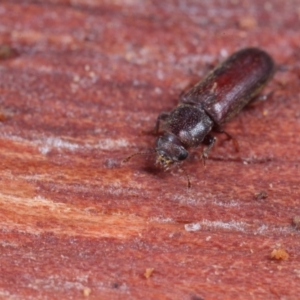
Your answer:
[155,112,170,134]
[214,126,239,152]
[221,130,239,152]
[201,135,217,165]
[142,112,170,136]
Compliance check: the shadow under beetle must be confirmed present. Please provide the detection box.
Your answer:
[125,48,275,187]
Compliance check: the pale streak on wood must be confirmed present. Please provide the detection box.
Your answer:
[0,135,131,153]
[0,193,148,239]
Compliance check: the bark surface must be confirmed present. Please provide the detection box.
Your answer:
[0,1,299,299]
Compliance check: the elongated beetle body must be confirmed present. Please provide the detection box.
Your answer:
[155,48,275,168]
[124,48,275,187]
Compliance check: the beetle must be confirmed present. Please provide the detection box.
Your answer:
[125,48,275,187]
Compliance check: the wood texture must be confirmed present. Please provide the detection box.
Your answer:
[0,1,300,299]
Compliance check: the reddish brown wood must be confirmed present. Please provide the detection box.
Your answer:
[0,1,300,299]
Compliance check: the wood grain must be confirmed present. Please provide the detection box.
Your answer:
[0,1,300,299]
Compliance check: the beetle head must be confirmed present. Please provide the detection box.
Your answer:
[155,133,188,169]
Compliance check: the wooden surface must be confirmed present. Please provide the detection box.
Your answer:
[0,1,300,299]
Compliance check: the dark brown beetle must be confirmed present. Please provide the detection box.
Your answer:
[125,48,275,186]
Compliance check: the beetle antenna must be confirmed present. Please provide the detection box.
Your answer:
[177,164,191,189]
[122,149,156,163]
